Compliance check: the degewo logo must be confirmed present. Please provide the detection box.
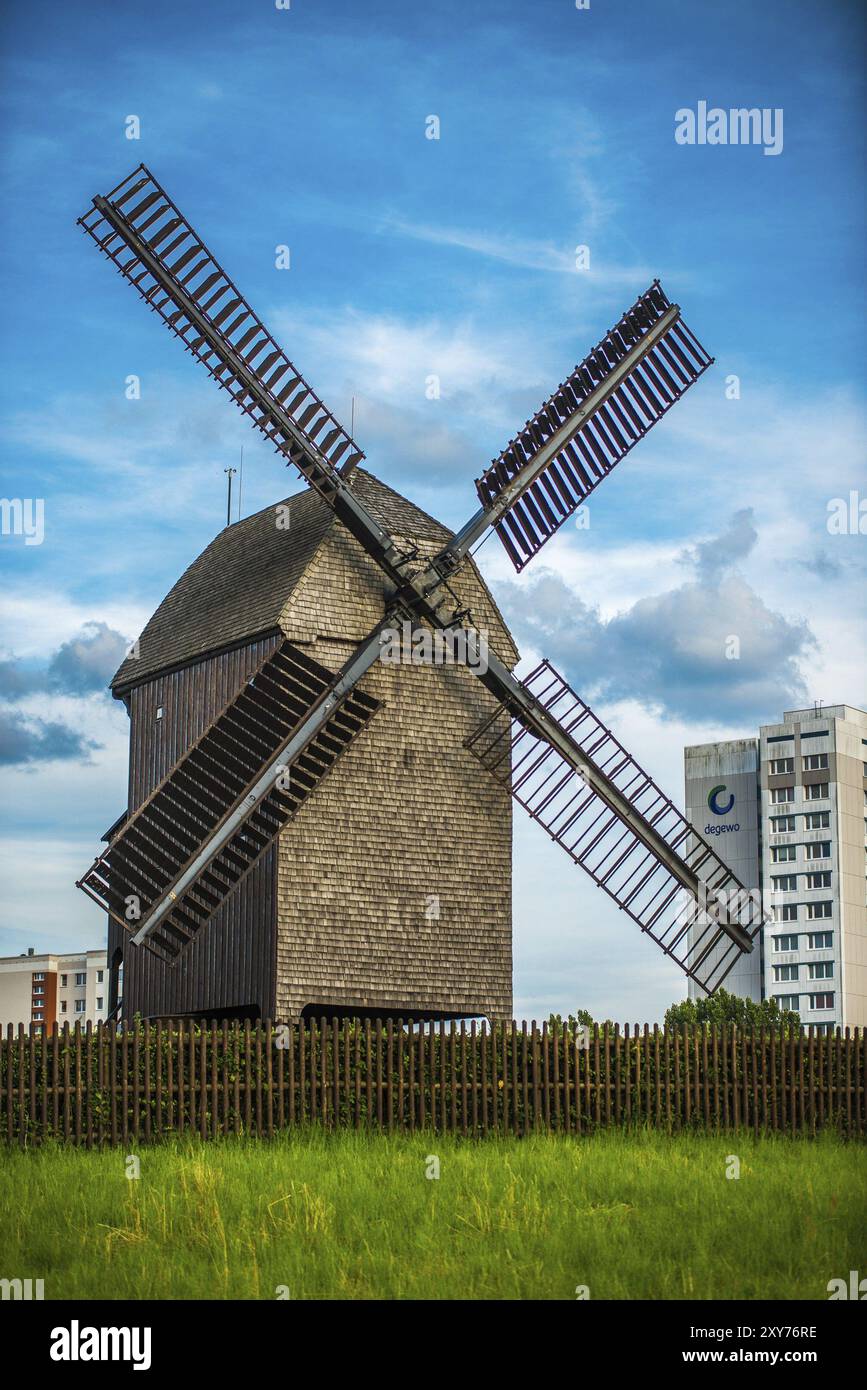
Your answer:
[705,784,739,836]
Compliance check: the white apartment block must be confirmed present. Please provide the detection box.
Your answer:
[684,704,867,1031]
[0,948,108,1031]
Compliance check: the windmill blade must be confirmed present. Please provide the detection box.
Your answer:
[78,166,406,580]
[466,659,763,994]
[455,282,713,573]
[77,631,384,964]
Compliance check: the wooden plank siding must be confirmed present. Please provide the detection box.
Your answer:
[110,634,282,1022]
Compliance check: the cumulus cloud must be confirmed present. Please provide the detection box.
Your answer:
[497,509,817,725]
[0,709,99,766]
[0,621,129,765]
[680,507,758,584]
[0,622,130,700]
[45,622,131,695]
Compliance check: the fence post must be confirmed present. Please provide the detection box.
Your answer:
[263,1019,272,1139]
[739,1026,748,1134]
[188,1020,197,1135]
[119,1021,128,1146]
[319,1015,327,1129]
[406,1020,414,1134]
[481,1021,489,1137]
[521,1021,530,1136]
[419,1017,430,1134]
[461,1021,469,1138]
[254,1019,263,1136]
[29,1022,38,1143]
[129,1022,139,1146]
[287,1019,296,1131]
[17,1023,26,1149]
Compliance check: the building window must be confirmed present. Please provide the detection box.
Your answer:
[800,730,828,740]
[807,931,832,950]
[773,964,799,982]
[804,811,830,829]
[809,992,834,1010]
[74,972,86,987]
[60,1001,67,1014]
[803,753,829,771]
[771,786,794,804]
[771,845,796,863]
[805,783,829,800]
[769,757,795,775]
[97,970,103,983]
[32,1011,43,1021]
[770,815,796,832]
[767,734,794,744]
[32,984,43,996]
[60,974,67,986]
[805,842,831,860]
[96,997,103,1010]
[771,905,798,923]
[74,1000,85,1014]
[33,972,45,981]
[805,871,831,890]
[771,874,798,892]
[774,994,800,1011]
[772,933,799,951]
[156,706,165,721]
[806,902,833,920]
[808,962,833,980]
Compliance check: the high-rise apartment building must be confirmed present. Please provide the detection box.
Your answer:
[684,704,867,1031]
[0,949,108,1031]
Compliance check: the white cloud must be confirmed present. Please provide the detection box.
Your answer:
[383,215,658,286]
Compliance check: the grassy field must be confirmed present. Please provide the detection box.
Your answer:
[1,1128,863,1300]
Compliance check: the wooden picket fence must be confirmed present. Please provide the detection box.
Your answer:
[1,1019,864,1147]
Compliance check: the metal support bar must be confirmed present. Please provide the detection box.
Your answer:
[431,305,680,572]
[129,613,397,947]
[473,649,754,956]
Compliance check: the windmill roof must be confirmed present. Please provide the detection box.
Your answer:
[111,469,504,692]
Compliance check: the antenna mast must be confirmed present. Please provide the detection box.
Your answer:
[224,466,237,527]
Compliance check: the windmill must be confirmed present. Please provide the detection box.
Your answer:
[75,165,763,1005]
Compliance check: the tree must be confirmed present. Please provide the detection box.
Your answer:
[664,988,801,1036]
[547,1009,605,1037]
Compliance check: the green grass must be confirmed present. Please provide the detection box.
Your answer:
[1,1129,863,1300]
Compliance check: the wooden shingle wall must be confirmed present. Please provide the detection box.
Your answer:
[274,523,517,1022]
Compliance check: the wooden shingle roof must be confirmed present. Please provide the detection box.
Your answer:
[111,470,457,693]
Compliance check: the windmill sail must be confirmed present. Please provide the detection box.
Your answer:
[75,164,755,995]
[78,639,380,964]
[465,660,763,994]
[473,283,713,571]
[78,166,404,578]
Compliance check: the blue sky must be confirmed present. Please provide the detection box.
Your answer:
[1,0,864,1021]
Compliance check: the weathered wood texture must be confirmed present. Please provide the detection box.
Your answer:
[110,474,518,1023]
[274,521,517,1022]
[110,635,281,1022]
[3,1021,863,1144]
